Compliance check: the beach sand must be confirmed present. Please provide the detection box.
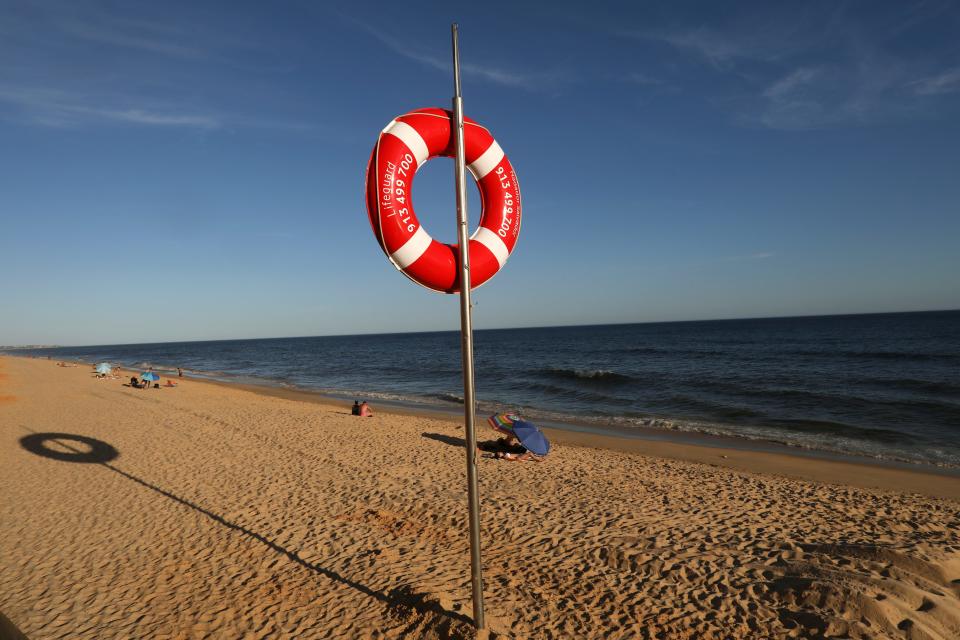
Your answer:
[1,355,959,639]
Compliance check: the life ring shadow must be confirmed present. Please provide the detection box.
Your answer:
[19,432,119,464]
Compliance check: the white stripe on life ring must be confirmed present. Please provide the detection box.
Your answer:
[471,227,510,268]
[382,120,430,167]
[467,140,504,179]
[390,226,433,268]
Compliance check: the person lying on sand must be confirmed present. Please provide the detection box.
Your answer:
[496,450,543,462]
[477,437,545,462]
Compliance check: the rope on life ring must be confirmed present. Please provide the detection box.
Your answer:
[364,107,521,293]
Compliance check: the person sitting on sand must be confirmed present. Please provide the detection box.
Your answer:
[351,400,361,416]
[359,401,373,417]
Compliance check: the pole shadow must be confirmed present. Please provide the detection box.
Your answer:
[421,433,466,448]
[422,432,516,456]
[18,431,475,631]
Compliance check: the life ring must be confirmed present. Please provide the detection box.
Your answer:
[365,107,521,293]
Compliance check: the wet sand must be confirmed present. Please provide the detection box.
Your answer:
[2,355,959,638]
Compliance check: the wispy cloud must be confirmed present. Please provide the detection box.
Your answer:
[624,72,664,86]
[641,27,761,69]
[0,83,323,132]
[631,12,825,71]
[0,85,220,129]
[747,43,932,130]
[623,5,960,130]
[755,67,828,129]
[344,15,569,90]
[71,106,219,128]
[726,252,776,262]
[59,18,206,59]
[763,67,819,99]
[908,67,960,95]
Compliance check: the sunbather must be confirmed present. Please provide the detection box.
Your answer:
[478,436,545,462]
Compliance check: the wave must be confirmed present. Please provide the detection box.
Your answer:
[609,346,960,363]
[788,349,960,362]
[516,381,631,405]
[765,418,909,444]
[868,378,960,396]
[664,394,766,420]
[539,367,634,383]
[511,409,959,467]
[615,347,728,357]
[424,393,464,405]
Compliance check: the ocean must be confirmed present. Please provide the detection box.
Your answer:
[6,310,959,468]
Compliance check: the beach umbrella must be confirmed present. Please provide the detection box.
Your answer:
[141,372,160,382]
[95,363,112,374]
[487,413,521,435]
[487,414,550,456]
[510,419,550,456]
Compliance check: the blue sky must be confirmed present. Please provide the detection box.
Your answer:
[1,0,958,345]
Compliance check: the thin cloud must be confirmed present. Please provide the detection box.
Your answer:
[726,252,775,262]
[630,14,824,71]
[344,15,565,90]
[631,7,959,131]
[763,68,819,99]
[625,72,664,86]
[642,27,756,69]
[0,85,219,129]
[755,67,827,130]
[909,67,960,95]
[70,106,219,128]
[59,19,206,59]
[0,84,322,132]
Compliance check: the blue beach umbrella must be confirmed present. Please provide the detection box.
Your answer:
[95,363,112,374]
[510,419,551,456]
[141,372,160,382]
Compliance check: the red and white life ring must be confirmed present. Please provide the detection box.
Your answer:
[365,107,521,293]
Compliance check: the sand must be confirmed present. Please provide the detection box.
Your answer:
[1,355,959,639]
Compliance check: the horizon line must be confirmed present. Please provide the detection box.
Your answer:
[3,307,958,350]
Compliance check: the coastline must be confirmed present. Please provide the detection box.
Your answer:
[11,354,960,499]
[7,315,958,474]
[201,375,960,501]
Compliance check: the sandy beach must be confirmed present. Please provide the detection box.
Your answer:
[1,355,959,639]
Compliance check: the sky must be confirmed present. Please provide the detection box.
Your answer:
[1,0,958,346]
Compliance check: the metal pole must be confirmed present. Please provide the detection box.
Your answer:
[451,22,485,630]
